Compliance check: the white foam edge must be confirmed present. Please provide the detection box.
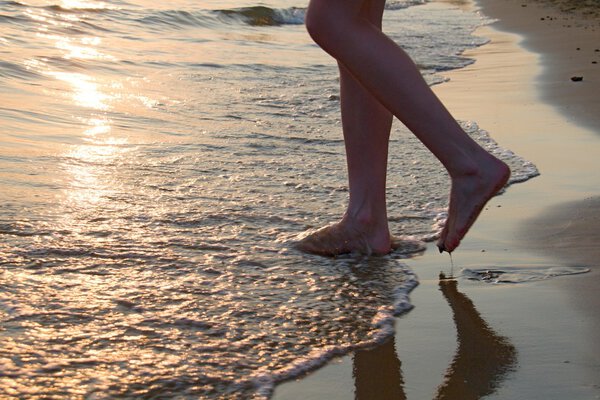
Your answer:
[245,264,420,399]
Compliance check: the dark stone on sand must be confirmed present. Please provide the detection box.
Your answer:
[570,76,584,81]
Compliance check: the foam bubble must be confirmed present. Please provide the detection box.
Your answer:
[463,265,590,284]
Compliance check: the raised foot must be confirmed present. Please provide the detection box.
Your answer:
[294,219,392,257]
[437,158,511,253]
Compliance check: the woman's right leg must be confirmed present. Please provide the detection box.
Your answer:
[304,0,510,253]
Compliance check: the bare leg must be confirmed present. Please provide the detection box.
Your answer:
[296,0,393,256]
[302,0,509,254]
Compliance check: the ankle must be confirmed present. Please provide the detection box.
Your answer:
[447,150,502,180]
[341,212,390,248]
[344,207,386,229]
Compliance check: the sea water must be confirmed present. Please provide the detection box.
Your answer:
[0,0,539,398]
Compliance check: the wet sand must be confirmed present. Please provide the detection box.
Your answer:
[273,0,600,398]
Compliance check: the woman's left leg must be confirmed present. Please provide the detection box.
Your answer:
[296,0,394,256]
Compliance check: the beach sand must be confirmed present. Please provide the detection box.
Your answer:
[273,0,600,398]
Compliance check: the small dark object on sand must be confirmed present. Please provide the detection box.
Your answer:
[571,76,584,82]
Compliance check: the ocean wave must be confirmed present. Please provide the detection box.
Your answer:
[214,6,306,27]
[130,6,306,30]
[0,60,43,80]
[385,0,428,10]
[43,3,117,13]
[0,0,124,12]
[134,9,214,29]
[1,2,307,31]
[0,0,26,7]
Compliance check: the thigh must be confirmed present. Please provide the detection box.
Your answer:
[307,0,386,26]
[362,0,386,29]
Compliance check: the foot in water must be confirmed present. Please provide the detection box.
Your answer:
[437,157,511,253]
[295,215,392,257]
[296,157,510,257]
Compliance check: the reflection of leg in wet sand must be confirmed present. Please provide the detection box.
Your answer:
[353,337,406,400]
[352,277,516,400]
[435,278,517,400]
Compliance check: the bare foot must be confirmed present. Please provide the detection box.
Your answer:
[437,157,510,253]
[295,217,391,257]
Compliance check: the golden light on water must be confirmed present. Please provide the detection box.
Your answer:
[24,8,52,24]
[24,5,126,210]
[62,117,130,210]
[16,0,159,230]
[24,5,114,111]
[83,117,112,136]
[60,0,116,10]
[55,38,110,61]
[63,145,116,207]
[49,71,111,110]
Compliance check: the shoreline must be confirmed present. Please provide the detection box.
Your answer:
[475,0,600,133]
[273,0,600,398]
